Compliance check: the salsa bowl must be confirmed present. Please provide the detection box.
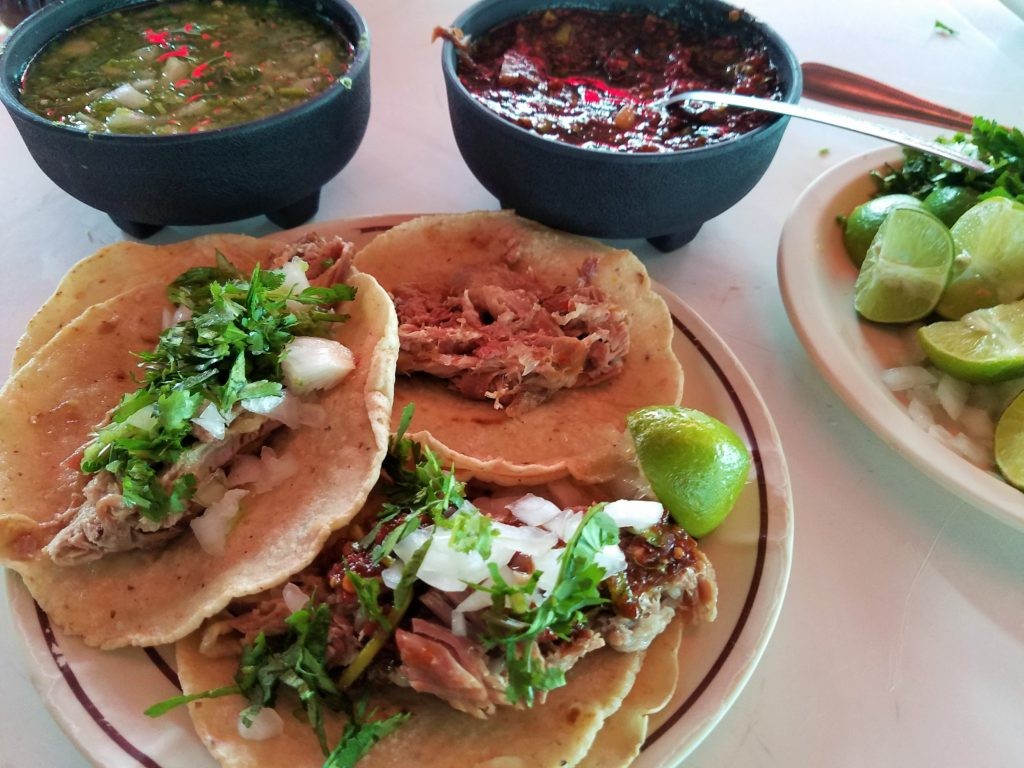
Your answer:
[0,0,370,237]
[439,0,801,250]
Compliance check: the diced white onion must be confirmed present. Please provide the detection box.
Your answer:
[381,564,403,590]
[109,83,149,109]
[489,522,558,558]
[541,510,583,542]
[277,257,311,294]
[191,489,249,555]
[451,611,468,637]
[507,494,562,527]
[593,544,628,576]
[126,404,157,432]
[420,529,490,585]
[238,706,283,741]
[281,337,355,395]
[192,401,228,440]
[603,499,663,529]
[454,589,493,614]
[959,406,994,441]
[532,549,563,595]
[906,396,935,430]
[947,432,991,467]
[416,568,471,593]
[162,56,188,83]
[241,394,286,415]
[936,374,970,421]
[282,583,309,614]
[882,366,937,391]
[226,446,299,493]
[394,527,432,563]
[193,471,227,507]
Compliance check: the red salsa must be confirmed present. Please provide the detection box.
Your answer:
[448,8,783,153]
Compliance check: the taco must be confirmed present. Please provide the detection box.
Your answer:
[163,415,716,767]
[0,236,400,648]
[352,212,684,485]
[11,233,281,372]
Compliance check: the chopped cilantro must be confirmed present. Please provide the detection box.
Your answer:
[323,700,409,768]
[80,258,354,521]
[369,404,496,561]
[872,116,1024,204]
[471,504,620,706]
[934,19,957,35]
[146,598,409,767]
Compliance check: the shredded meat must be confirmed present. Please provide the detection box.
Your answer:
[211,504,719,719]
[395,619,507,718]
[393,259,629,411]
[271,233,355,286]
[44,236,357,566]
[45,412,282,565]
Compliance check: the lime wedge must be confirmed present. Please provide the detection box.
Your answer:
[626,406,751,538]
[841,194,924,266]
[936,197,1024,319]
[918,300,1024,383]
[853,207,954,323]
[995,391,1024,489]
[922,185,979,227]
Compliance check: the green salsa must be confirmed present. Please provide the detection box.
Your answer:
[19,0,355,135]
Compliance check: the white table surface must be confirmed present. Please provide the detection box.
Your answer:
[2,1,1024,766]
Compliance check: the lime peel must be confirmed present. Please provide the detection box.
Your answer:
[626,405,751,538]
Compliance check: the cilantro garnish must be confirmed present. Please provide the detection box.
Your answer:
[872,116,1024,203]
[80,258,355,521]
[146,599,408,767]
[368,404,496,561]
[934,19,957,35]
[471,504,620,706]
[323,700,409,768]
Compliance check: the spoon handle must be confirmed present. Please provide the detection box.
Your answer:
[800,62,976,133]
[671,90,992,174]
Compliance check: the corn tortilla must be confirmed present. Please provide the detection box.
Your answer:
[353,212,684,486]
[11,234,278,372]
[0,269,399,649]
[176,628,642,768]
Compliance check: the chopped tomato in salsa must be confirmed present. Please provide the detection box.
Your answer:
[450,9,783,152]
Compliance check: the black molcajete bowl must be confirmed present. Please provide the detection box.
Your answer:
[0,0,370,238]
[441,0,801,251]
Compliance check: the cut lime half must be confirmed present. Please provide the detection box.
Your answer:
[853,207,954,323]
[919,300,1024,383]
[937,197,1024,319]
[995,391,1024,490]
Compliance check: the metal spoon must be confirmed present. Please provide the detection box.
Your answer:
[660,90,992,173]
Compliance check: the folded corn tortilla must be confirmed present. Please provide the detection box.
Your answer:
[0,247,399,649]
[353,211,684,486]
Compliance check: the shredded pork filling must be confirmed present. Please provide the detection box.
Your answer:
[44,235,355,565]
[393,259,630,410]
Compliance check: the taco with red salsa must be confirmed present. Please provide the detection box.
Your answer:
[161,410,716,767]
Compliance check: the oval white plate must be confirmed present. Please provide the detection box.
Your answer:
[6,214,793,767]
[779,148,1024,531]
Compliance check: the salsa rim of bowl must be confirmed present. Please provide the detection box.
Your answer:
[0,0,371,142]
[440,0,801,161]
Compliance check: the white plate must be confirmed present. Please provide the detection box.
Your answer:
[6,214,793,768]
[779,148,1024,531]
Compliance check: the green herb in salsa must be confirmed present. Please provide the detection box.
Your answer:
[20,0,354,135]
